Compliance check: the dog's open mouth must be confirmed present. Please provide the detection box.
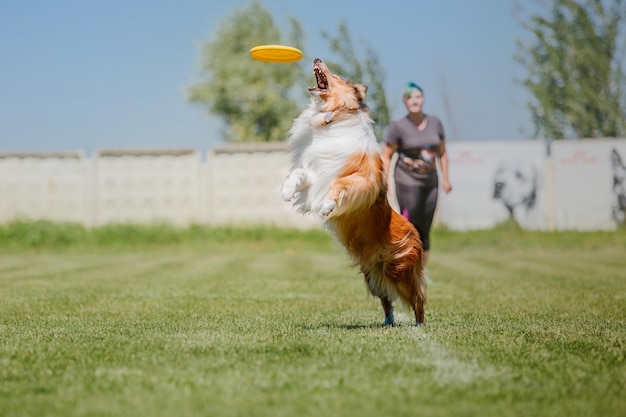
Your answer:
[308,58,328,93]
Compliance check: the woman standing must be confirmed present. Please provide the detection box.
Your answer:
[383,82,452,265]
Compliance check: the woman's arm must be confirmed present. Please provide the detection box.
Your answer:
[382,143,397,177]
[438,139,452,193]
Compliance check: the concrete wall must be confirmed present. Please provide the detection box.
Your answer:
[1,138,625,230]
[207,143,317,229]
[436,138,626,230]
[550,139,626,230]
[437,141,549,230]
[93,149,202,226]
[0,152,89,224]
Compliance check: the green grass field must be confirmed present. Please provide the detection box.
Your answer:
[1,221,625,417]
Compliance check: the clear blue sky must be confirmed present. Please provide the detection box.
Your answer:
[0,0,534,154]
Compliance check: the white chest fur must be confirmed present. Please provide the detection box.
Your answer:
[282,101,380,216]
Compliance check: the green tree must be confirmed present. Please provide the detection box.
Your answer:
[188,1,305,142]
[322,22,391,142]
[189,3,388,144]
[517,0,626,139]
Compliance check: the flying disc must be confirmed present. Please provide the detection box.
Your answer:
[249,44,303,63]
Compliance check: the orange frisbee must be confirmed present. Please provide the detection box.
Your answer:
[249,44,303,63]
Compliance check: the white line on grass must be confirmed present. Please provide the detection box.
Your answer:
[395,311,507,387]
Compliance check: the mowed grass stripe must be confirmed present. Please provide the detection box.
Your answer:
[432,246,624,287]
[1,225,625,417]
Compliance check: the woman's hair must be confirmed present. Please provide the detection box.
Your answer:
[403,82,423,98]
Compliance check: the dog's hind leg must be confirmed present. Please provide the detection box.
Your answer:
[380,297,395,327]
[363,266,396,327]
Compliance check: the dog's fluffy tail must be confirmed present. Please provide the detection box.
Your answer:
[391,212,426,324]
[391,245,426,325]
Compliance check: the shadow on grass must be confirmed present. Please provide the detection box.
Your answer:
[298,322,419,331]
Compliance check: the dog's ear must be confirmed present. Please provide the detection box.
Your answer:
[355,83,368,99]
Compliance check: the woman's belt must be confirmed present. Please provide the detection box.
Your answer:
[401,156,436,174]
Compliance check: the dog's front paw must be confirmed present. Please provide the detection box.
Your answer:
[319,199,336,216]
[281,182,296,202]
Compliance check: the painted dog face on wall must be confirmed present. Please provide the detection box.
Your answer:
[611,148,626,225]
[493,159,539,219]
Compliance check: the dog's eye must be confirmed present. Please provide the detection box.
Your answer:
[516,171,524,180]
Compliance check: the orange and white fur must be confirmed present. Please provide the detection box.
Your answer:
[281,58,426,326]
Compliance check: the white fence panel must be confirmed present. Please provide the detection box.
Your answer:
[0,152,88,224]
[1,139,625,230]
[207,143,319,229]
[551,139,626,230]
[437,141,549,230]
[94,149,202,226]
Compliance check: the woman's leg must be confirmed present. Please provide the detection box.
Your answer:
[395,183,438,261]
[419,184,439,265]
[418,184,439,254]
[395,183,420,228]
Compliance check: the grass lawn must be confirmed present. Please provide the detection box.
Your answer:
[1,222,625,417]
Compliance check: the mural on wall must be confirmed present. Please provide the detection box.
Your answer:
[492,158,541,224]
[611,148,626,225]
[550,140,626,230]
[437,141,548,230]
